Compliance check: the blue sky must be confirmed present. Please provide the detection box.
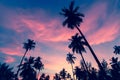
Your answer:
[0,0,120,76]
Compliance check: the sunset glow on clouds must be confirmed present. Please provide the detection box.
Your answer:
[0,0,120,76]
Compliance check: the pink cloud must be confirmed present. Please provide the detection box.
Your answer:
[79,1,120,45]
[88,22,120,44]
[80,1,107,34]
[0,47,23,56]
[5,56,15,63]
[0,1,120,76]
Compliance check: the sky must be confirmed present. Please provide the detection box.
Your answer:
[0,0,120,78]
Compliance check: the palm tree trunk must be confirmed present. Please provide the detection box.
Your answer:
[80,53,93,80]
[71,63,75,80]
[16,50,28,77]
[80,53,88,71]
[75,26,104,71]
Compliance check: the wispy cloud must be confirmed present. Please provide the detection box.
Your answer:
[0,0,120,75]
[5,56,15,63]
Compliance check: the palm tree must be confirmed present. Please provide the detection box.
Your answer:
[59,68,67,80]
[39,73,45,80]
[33,57,44,79]
[69,33,88,72]
[113,45,120,55]
[60,0,104,72]
[19,56,37,80]
[16,39,36,77]
[66,73,72,80]
[66,52,76,80]
[53,73,61,80]
[74,66,84,80]
[110,57,120,80]
[0,63,15,80]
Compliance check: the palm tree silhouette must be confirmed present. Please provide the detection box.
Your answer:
[33,57,44,79]
[60,0,104,72]
[39,73,45,80]
[110,57,120,80]
[19,56,37,80]
[53,73,61,80]
[74,66,85,80]
[59,68,67,80]
[69,33,88,72]
[66,52,76,80]
[113,45,120,55]
[45,75,50,80]
[16,39,36,77]
[0,63,15,80]
[66,73,72,80]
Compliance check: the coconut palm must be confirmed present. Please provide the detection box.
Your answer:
[33,57,44,79]
[113,45,120,55]
[0,63,15,80]
[60,0,104,72]
[66,73,72,80]
[110,57,120,80]
[69,33,88,71]
[74,66,85,80]
[19,56,37,80]
[53,73,61,80]
[59,68,67,80]
[16,39,36,77]
[33,57,44,71]
[66,52,76,80]
[39,73,45,80]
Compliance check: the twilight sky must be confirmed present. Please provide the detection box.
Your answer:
[0,0,120,76]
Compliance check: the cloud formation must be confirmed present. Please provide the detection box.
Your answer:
[5,56,15,63]
[0,0,120,75]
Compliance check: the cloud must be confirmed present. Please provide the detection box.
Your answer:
[88,18,120,45]
[80,1,120,45]
[5,56,15,63]
[0,47,23,56]
[0,0,120,76]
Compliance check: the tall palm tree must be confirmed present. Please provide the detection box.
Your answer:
[66,52,76,80]
[113,45,120,55]
[60,0,104,71]
[16,39,36,77]
[0,63,15,80]
[19,56,37,80]
[69,33,88,72]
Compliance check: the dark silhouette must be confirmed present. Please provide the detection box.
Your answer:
[101,59,109,72]
[19,56,37,80]
[66,52,76,80]
[0,63,15,80]
[110,57,120,80]
[74,66,87,80]
[69,33,88,72]
[66,73,72,80]
[90,67,98,80]
[60,0,104,73]
[33,57,44,79]
[45,75,50,80]
[39,73,45,80]
[113,45,120,55]
[59,68,67,80]
[16,39,36,77]
[39,73,50,80]
[53,73,61,80]
[18,56,44,80]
